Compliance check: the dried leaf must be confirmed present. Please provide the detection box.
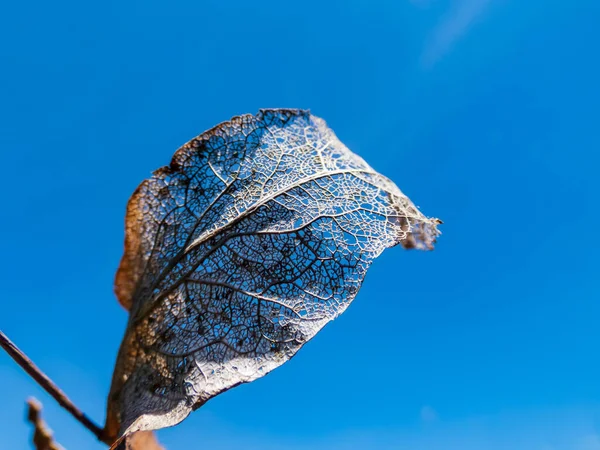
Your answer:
[105,109,440,440]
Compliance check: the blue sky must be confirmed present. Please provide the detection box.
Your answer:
[1,0,599,449]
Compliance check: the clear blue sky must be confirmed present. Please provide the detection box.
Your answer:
[1,1,599,449]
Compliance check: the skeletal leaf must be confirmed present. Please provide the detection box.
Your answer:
[105,109,440,441]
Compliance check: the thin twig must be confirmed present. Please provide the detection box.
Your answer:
[27,397,65,450]
[0,330,105,442]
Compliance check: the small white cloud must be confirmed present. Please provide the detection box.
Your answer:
[420,0,492,67]
[420,405,439,423]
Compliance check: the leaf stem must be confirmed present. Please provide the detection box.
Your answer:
[0,330,105,442]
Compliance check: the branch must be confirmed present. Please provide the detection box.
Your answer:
[1,331,167,449]
[0,330,105,441]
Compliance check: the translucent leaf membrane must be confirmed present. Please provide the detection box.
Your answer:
[104,109,440,441]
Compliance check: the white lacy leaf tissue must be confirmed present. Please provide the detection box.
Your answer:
[104,109,441,442]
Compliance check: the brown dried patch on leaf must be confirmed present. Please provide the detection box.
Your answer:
[106,109,441,441]
[115,183,149,311]
[27,398,65,450]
